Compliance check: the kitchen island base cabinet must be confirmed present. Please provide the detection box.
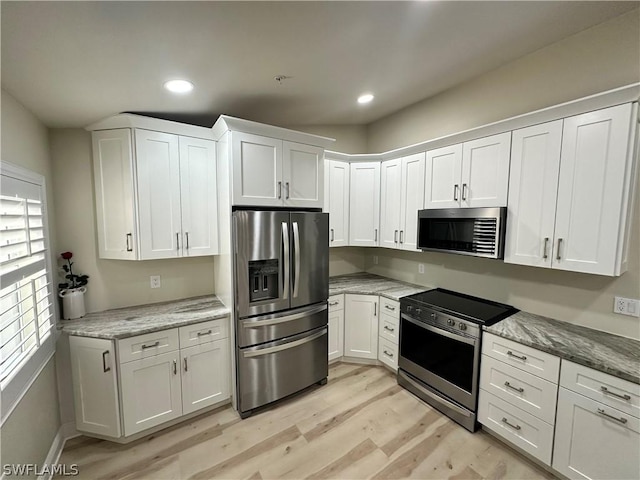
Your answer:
[344,294,378,359]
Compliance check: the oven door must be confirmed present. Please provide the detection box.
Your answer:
[398,314,480,410]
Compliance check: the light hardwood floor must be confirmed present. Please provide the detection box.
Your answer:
[56,363,556,480]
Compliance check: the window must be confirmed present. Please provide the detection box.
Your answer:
[0,162,56,422]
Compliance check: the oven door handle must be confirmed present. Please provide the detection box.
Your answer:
[401,314,478,346]
[398,370,472,418]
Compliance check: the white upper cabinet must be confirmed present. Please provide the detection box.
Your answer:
[349,162,381,246]
[505,120,563,268]
[424,133,511,209]
[92,129,137,260]
[325,160,350,247]
[230,132,324,208]
[379,159,402,249]
[552,104,636,276]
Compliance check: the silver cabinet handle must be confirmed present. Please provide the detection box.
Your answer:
[243,329,326,358]
[374,303,377,316]
[176,232,180,251]
[504,381,524,393]
[329,301,339,306]
[141,341,160,350]
[394,230,398,243]
[185,232,189,250]
[292,221,300,298]
[184,357,188,372]
[543,237,549,259]
[501,417,521,430]
[197,329,212,337]
[285,182,290,200]
[506,350,527,361]
[383,326,395,332]
[173,359,177,375]
[601,386,631,401]
[556,238,562,260]
[282,222,289,300]
[597,408,628,425]
[453,184,459,201]
[278,181,282,199]
[102,350,111,372]
[126,233,133,252]
[400,230,404,244]
[462,183,468,201]
[383,350,394,357]
[384,305,396,311]
[374,229,378,242]
[330,229,334,242]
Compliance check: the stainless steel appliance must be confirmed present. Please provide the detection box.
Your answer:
[233,210,329,418]
[398,289,517,431]
[417,207,507,259]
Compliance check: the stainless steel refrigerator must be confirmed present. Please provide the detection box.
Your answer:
[233,210,329,418]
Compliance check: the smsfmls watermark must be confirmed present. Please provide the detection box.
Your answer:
[2,464,79,477]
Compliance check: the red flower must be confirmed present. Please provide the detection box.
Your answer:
[61,252,73,260]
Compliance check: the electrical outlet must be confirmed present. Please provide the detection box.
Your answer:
[373,255,379,265]
[418,263,425,274]
[150,275,161,289]
[613,296,640,317]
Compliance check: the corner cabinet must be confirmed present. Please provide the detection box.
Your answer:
[91,125,218,260]
[343,294,378,359]
[349,162,381,247]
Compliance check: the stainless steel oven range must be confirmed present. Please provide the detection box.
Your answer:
[398,289,517,431]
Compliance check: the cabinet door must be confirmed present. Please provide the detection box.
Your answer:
[328,308,344,362]
[553,104,634,276]
[135,129,182,259]
[181,340,230,415]
[553,387,640,480]
[326,160,350,247]
[283,141,324,208]
[349,162,381,246]
[504,121,562,267]
[424,144,462,209]
[379,159,402,249]
[179,137,218,257]
[400,153,426,251]
[69,336,121,438]
[120,351,182,436]
[231,132,283,206]
[92,129,137,260]
[344,294,378,359]
[461,132,511,208]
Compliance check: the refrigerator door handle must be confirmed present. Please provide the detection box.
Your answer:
[282,222,290,300]
[242,329,326,358]
[292,221,301,298]
[241,303,328,328]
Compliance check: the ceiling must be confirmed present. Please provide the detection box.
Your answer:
[2,1,637,129]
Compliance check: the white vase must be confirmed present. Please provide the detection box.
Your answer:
[59,287,87,320]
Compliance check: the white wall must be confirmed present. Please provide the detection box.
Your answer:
[287,125,368,154]
[1,89,61,478]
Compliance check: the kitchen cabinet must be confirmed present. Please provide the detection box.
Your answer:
[344,294,378,359]
[69,318,231,440]
[349,162,381,246]
[553,361,640,480]
[231,131,324,208]
[424,133,511,209]
[328,295,344,362]
[92,128,218,260]
[69,336,121,437]
[324,160,350,247]
[380,154,426,251]
[377,297,399,370]
[505,104,637,276]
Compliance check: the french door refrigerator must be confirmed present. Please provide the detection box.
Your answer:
[233,210,329,417]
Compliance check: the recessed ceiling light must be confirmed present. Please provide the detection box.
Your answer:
[357,93,374,104]
[164,79,194,94]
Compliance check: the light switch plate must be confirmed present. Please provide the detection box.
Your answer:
[613,296,639,317]
[150,275,161,289]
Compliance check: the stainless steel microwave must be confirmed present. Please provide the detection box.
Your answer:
[417,207,507,259]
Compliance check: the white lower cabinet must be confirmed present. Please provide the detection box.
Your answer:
[377,297,399,370]
[328,295,344,362]
[344,294,378,359]
[69,318,231,440]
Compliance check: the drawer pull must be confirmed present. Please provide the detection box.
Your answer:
[197,330,213,337]
[504,381,524,393]
[501,417,521,431]
[383,350,394,357]
[329,301,339,306]
[597,408,628,425]
[506,351,527,362]
[141,341,160,350]
[384,305,396,311]
[600,386,631,401]
[383,326,395,332]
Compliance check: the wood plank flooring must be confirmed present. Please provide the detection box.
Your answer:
[56,363,556,480]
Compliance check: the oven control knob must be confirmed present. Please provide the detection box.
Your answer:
[459,322,467,331]
[415,308,422,314]
[447,319,455,326]
[407,305,413,312]
[430,312,437,320]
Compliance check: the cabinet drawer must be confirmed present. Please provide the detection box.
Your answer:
[380,297,399,316]
[480,354,558,424]
[560,360,640,419]
[479,389,554,465]
[379,312,399,344]
[378,338,398,371]
[482,332,560,383]
[118,329,179,364]
[328,294,344,312]
[179,318,229,348]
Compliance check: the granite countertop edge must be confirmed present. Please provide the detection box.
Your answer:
[328,272,430,301]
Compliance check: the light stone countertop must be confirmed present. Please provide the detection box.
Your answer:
[329,272,430,301]
[59,295,230,340]
[486,311,640,384]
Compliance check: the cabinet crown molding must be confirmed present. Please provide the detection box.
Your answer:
[85,113,216,140]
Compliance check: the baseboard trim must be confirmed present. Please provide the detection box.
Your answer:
[36,422,78,480]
